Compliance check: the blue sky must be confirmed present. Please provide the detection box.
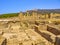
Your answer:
[0,0,60,14]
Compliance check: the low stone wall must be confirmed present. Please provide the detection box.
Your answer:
[34,26,55,45]
[47,25,60,35]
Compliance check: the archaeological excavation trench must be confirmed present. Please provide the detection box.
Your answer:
[33,24,60,45]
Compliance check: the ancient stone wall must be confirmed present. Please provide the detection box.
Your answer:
[47,25,60,35]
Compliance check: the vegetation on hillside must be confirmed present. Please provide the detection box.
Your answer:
[0,13,19,18]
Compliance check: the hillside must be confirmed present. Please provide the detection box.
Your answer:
[0,13,19,18]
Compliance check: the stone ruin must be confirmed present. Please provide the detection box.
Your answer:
[0,11,60,45]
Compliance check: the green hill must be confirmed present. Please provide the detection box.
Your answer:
[0,13,19,18]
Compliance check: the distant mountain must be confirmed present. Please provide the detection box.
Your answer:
[27,9,60,14]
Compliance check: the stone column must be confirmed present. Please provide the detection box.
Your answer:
[26,11,30,16]
[32,11,37,16]
[18,12,23,20]
[32,11,37,20]
[50,13,53,19]
[45,14,49,19]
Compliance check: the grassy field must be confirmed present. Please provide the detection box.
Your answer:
[0,13,19,18]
